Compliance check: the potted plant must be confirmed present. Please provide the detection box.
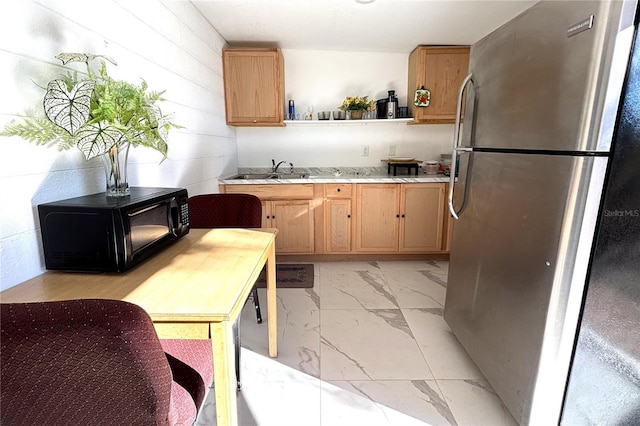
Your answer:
[1,53,180,196]
[339,96,375,120]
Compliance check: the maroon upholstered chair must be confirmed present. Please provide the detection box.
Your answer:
[188,193,264,389]
[0,299,208,426]
[188,193,263,324]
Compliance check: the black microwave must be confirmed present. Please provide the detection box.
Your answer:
[38,187,190,272]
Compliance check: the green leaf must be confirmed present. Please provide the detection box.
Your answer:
[0,117,76,150]
[55,52,117,66]
[44,80,95,135]
[75,122,125,160]
[3,53,180,162]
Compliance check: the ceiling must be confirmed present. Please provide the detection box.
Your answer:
[192,0,537,53]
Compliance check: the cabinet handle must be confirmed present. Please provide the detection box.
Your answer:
[337,188,341,192]
[266,215,270,219]
[347,214,351,218]
[396,214,400,218]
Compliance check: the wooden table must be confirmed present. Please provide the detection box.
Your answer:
[0,228,278,426]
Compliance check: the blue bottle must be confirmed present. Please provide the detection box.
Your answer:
[289,100,295,120]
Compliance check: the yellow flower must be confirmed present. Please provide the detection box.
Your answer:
[340,95,373,111]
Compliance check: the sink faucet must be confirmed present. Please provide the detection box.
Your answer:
[272,159,287,173]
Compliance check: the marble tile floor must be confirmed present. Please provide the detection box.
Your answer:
[195,261,518,426]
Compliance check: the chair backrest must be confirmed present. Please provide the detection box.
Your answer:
[188,193,262,228]
[0,299,173,426]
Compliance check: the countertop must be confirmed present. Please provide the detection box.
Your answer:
[220,175,450,185]
[220,167,451,185]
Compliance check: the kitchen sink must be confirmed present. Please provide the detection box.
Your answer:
[277,173,309,179]
[232,173,276,179]
[231,173,309,180]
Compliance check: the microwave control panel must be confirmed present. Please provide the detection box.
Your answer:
[181,201,190,228]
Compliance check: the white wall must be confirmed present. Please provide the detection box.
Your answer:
[237,48,453,168]
[0,0,236,291]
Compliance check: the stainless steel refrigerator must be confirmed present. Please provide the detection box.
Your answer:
[444,1,639,425]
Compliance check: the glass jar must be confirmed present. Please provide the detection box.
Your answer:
[426,161,439,175]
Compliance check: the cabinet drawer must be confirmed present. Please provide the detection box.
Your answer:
[224,184,314,200]
[324,184,352,198]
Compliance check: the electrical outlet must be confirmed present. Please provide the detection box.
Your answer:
[388,144,397,156]
[362,145,370,156]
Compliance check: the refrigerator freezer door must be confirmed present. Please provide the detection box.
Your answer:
[562,14,640,423]
[463,1,626,152]
[445,151,607,424]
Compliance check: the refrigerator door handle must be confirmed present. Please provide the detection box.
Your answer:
[449,73,474,220]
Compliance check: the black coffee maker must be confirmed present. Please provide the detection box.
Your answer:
[377,90,398,119]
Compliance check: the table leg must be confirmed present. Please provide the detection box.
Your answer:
[266,242,278,358]
[210,321,238,426]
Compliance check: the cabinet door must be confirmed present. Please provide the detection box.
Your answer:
[408,46,469,123]
[355,184,400,252]
[223,49,283,126]
[325,199,352,253]
[261,200,271,229]
[399,184,445,252]
[271,200,314,253]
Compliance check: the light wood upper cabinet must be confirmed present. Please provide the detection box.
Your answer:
[222,48,284,126]
[408,46,470,124]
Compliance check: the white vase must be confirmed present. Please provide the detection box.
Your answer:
[101,143,130,197]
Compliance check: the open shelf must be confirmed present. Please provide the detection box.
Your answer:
[283,118,413,126]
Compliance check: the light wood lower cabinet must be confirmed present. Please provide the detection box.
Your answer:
[323,184,353,253]
[399,184,445,252]
[220,182,447,255]
[355,184,400,252]
[221,184,315,254]
[355,183,445,253]
[263,200,314,253]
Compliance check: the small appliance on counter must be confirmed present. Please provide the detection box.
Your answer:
[386,90,398,119]
[376,98,388,119]
[38,187,190,273]
[382,157,423,176]
[376,90,400,119]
